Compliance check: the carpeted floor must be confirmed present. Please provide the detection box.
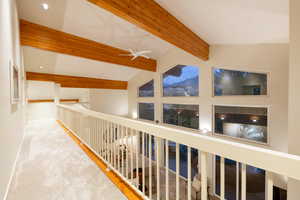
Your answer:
[6,119,127,200]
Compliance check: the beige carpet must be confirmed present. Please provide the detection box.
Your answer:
[6,119,127,200]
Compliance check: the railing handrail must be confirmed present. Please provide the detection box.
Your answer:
[57,104,300,180]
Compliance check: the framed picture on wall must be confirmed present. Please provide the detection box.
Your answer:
[10,61,20,104]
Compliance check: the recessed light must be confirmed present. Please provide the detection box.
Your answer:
[41,3,49,10]
[39,66,44,69]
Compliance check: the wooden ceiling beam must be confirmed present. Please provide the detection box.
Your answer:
[26,72,128,90]
[88,0,210,60]
[20,19,157,72]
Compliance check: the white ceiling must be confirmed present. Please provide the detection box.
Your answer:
[23,46,141,81]
[18,0,289,81]
[18,0,174,80]
[156,0,289,44]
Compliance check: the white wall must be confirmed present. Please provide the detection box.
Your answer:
[26,81,90,121]
[27,81,55,100]
[59,87,89,102]
[89,89,128,116]
[288,0,300,199]
[128,44,289,189]
[26,81,89,102]
[0,0,25,199]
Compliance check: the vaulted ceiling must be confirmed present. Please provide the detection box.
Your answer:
[18,0,289,82]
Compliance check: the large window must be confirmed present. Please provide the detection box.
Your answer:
[139,133,156,161]
[165,141,198,178]
[214,105,268,144]
[213,68,267,96]
[138,103,154,121]
[215,156,265,200]
[138,80,154,97]
[163,104,199,130]
[163,65,199,97]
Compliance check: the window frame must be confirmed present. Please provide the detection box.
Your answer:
[211,67,271,97]
[161,64,200,98]
[137,79,155,98]
[137,102,155,122]
[212,104,271,146]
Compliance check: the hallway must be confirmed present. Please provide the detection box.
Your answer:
[6,119,127,200]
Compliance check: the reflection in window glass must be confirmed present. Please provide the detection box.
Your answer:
[213,68,267,96]
[138,103,154,121]
[245,165,265,200]
[214,105,268,143]
[138,80,154,97]
[163,104,199,130]
[163,65,199,96]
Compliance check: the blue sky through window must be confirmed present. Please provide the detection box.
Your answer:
[163,65,199,86]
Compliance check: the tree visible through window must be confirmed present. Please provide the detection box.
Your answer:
[163,65,199,96]
[163,104,199,130]
[163,104,199,179]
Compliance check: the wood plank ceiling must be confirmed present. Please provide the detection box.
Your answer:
[88,0,210,60]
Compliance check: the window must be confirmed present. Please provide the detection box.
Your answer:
[138,103,154,121]
[163,104,199,130]
[163,65,199,97]
[138,80,154,97]
[215,156,265,200]
[214,105,268,143]
[213,68,267,96]
[165,141,198,178]
[139,133,156,161]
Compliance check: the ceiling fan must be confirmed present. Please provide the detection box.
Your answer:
[120,49,152,60]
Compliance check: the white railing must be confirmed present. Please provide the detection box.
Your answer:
[57,104,300,200]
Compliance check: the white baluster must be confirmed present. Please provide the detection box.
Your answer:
[166,140,169,200]
[188,147,192,200]
[201,152,208,200]
[142,132,145,194]
[156,137,160,200]
[176,143,180,200]
[130,129,134,183]
[241,163,247,200]
[221,157,225,200]
[266,171,274,200]
[149,135,152,199]
[136,130,140,189]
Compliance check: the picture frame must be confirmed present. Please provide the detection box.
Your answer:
[10,61,20,104]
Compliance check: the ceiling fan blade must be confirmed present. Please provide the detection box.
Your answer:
[131,55,138,60]
[140,54,150,59]
[128,49,135,54]
[137,50,152,54]
[119,54,132,56]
